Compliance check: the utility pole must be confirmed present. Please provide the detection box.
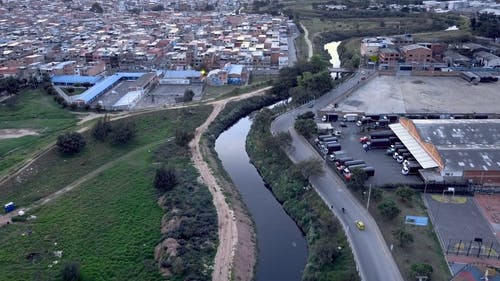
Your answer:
[366,184,372,210]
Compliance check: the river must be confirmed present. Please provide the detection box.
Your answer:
[324,41,341,68]
[215,116,307,281]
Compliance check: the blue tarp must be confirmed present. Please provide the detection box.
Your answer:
[405,215,428,226]
[51,75,102,85]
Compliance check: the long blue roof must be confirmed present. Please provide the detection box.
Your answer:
[51,75,102,84]
[225,64,244,75]
[75,72,145,103]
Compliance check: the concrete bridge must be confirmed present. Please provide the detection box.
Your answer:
[328,67,355,73]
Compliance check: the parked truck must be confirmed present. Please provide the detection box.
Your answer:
[369,138,391,149]
[321,113,339,122]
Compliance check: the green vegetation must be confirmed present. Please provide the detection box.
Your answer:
[154,165,177,192]
[470,13,500,39]
[0,105,216,281]
[294,118,317,138]
[247,108,359,281]
[360,189,451,281]
[0,88,78,174]
[56,132,86,155]
[0,106,211,208]
[152,137,217,281]
[411,263,434,279]
[61,87,86,96]
[0,148,164,281]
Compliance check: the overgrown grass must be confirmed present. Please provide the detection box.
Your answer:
[247,109,359,281]
[61,87,86,96]
[0,106,212,209]
[0,89,78,174]
[0,105,216,281]
[360,189,452,281]
[0,148,164,281]
[152,142,217,281]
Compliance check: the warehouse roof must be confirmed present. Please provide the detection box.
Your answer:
[75,72,144,103]
[51,75,102,85]
[163,70,201,79]
[413,119,500,173]
[390,123,439,169]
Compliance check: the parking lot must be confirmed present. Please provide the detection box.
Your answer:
[335,76,500,114]
[318,120,423,186]
[135,84,204,109]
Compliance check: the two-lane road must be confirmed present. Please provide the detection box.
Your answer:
[271,72,404,281]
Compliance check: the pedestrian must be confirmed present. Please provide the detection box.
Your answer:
[363,143,368,152]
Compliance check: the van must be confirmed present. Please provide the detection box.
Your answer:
[345,160,366,167]
[343,113,359,122]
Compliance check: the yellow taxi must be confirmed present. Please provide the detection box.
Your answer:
[355,220,365,230]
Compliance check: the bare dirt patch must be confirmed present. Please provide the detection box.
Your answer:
[0,129,39,139]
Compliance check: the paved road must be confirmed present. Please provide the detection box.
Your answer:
[271,71,404,281]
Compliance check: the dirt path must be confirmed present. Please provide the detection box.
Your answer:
[189,87,270,281]
[300,22,313,60]
[0,139,168,227]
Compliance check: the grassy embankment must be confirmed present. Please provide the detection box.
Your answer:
[246,108,359,281]
[0,106,217,281]
[0,89,78,175]
[203,74,274,99]
[61,87,86,96]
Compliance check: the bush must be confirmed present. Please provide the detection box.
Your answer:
[183,89,195,102]
[395,185,414,202]
[60,261,83,281]
[56,132,86,155]
[91,116,111,141]
[294,118,317,139]
[109,121,136,145]
[393,228,414,247]
[174,130,194,147]
[154,166,177,191]
[410,263,433,278]
[377,199,401,220]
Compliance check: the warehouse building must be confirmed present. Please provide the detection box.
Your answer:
[390,118,500,186]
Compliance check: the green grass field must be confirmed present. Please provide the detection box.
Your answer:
[0,89,78,175]
[0,106,212,209]
[365,190,451,281]
[0,148,164,281]
[0,105,214,281]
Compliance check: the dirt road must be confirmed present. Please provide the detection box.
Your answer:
[189,87,270,281]
[300,22,313,60]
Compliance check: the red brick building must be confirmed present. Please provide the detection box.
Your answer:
[401,44,432,64]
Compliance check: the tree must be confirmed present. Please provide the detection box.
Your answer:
[92,116,111,141]
[273,131,293,151]
[395,185,414,202]
[410,263,433,278]
[393,228,414,247]
[297,111,315,120]
[347,167,368,190]
[90,2,103,13]
[60,261,82,281]
[378,199,401,220]
[154,166,177,191]
[56,132,86,155]
[294,118,317,139]
[175,130,194,147]
[183,89,195,102]
[109,121,136,145]
[296,158,324,179]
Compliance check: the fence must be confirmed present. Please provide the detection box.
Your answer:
[445,239,500,260]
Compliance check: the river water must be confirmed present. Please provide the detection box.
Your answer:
[215,116,307,281]
[324,41,342,68]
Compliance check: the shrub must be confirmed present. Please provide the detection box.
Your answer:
[410,263,433,278]
[60,261,83,281]
[294,118,317,138]
[154,166,177,191]
[56,132,86,155]
[91,116,111,141]
[175,130,194,147]
[377,198,401,220]
[183,89,195,102]
[393,228,414,247]
[395,185,414,202]
[109,121,136,145]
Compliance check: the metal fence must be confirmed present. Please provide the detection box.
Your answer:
[445,239,500,260]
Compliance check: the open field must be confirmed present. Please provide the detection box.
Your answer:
[0,106,212,209]
[0,148,164,281]
[364,190,451,281]
[0,89,78,175]
[0,105,216,280]
[335,76,500,114]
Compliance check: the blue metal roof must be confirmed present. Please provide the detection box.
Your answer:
[163,70,201,79]
[74,72,145,103]
[51,75,102,84]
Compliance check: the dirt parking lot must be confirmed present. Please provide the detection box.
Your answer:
[337,76,500,114]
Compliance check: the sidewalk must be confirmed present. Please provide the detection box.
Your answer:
[447,255,500,268]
